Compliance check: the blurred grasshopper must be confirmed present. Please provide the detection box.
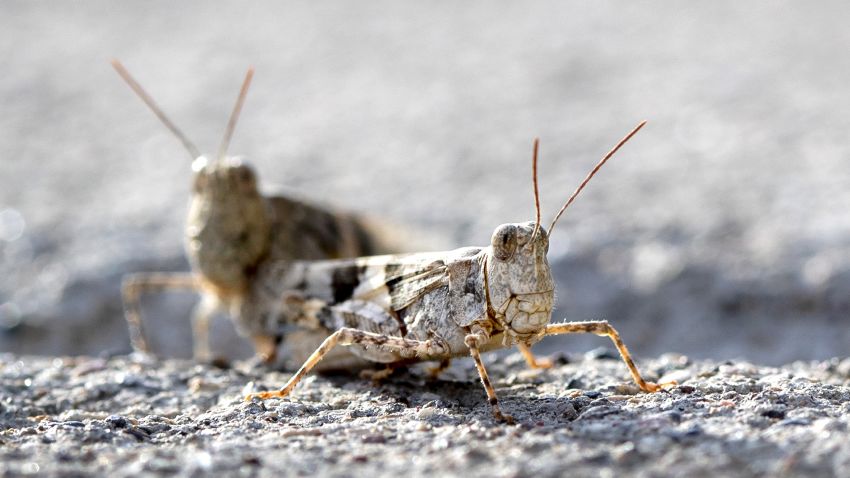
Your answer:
[113,61,404,364]
[246,121,675,422]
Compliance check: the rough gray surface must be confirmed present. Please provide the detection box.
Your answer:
[1,1,849,364]
[3,352,850,477]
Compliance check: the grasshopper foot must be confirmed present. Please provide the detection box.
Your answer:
[245,390,288,401]
[129,350,157,363]
[529,356,555,369]
[518,344,555,370]
[640,380,678,393]
[494,410,515,425]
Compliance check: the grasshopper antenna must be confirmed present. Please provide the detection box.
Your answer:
[548,120,647,235]
[110,59,202,160]
[217,67,255,162]
[530,137,542,243]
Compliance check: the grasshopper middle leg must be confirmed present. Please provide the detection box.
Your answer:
[359,359,418,382]
[426,358,452,379]
[544,320,676,392]
[245,328,445,401]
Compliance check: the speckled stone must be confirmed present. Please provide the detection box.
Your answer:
[2,353,850,477]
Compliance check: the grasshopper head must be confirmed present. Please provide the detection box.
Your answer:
[111,61,265,293]
[486,221,555,338]
[485,124,646,341]
[185,156,270,292]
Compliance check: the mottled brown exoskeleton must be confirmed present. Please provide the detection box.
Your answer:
[113,61,404,363]
[245,121,676,422]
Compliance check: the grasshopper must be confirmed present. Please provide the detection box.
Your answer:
[245,121,675,422]
[113,61,404,364]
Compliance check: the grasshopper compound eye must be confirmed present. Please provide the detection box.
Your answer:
[491,224,518,261]
[224,161,258,191]
[521,221,549,253]
[235,164,256,188]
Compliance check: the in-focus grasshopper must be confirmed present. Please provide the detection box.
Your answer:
[113,61,405,364]
[245,121,675,422]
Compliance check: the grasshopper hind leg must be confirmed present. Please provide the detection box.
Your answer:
[245,327,445,401]
[544,320,676,392]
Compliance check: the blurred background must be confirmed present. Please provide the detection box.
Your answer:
[1,1,848,365]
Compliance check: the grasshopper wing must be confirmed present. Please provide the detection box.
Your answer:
[382,259,450,311]
[352,247,487,328]
[279,248,488,337]
[313,253,451,313]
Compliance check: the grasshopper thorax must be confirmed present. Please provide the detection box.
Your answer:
[485,221,554,341]
[185,156,271,293]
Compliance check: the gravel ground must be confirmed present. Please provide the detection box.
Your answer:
[3,352,850,477]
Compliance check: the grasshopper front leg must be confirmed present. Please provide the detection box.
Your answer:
[189,294,219,362]
[245,328,445,401]
[545,320,676,392]
[122,272,199,354]
[517,343,555,370]
[465,325,514,424]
